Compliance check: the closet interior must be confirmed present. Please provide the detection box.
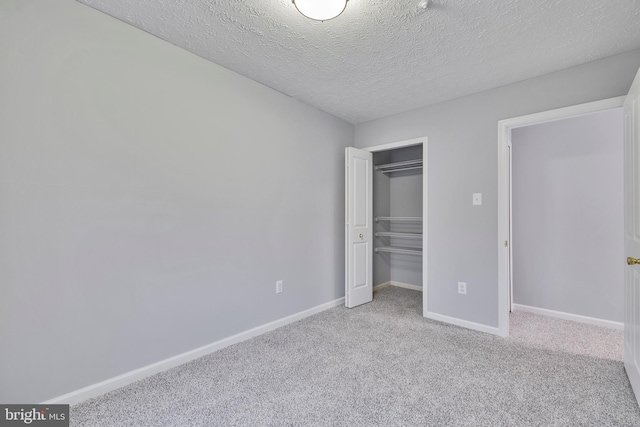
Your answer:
[372,145,424,290]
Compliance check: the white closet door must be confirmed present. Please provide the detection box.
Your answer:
[624,65,640,405]
[345,147,373,308]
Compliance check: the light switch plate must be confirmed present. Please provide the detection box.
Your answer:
[458,282,467,294]
[473,193,482,206]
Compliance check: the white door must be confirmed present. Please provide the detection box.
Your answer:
[345,147,373,308]
[624,66,640,405]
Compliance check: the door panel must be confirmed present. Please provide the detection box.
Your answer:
[353,241,369,289]
[353,157,369,227]
[345,147,373,308]
[624,66,640,405]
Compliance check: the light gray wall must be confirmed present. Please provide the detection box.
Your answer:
[373,152,391,286]
[355,49,640,327]
[389,147,423,287]
[389,174,423,287]
[372,147,423,288]
[512,109,624,322]
[0,0,353,403]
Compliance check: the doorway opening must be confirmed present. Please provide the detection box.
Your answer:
[345,137,428,315]
[497,96,626,337]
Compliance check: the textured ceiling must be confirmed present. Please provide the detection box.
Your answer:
[76,0,640,124]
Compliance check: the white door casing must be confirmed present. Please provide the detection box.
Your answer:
[498,95,626,338]
[508,141,513,312]
[345,147,373,308]
[624,66,640,406]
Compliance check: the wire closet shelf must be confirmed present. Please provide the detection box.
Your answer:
[374,247,422,255]
[375,232,422,239]
[375,159,423,175]
[375,217,422,222]
[374,217,423,256]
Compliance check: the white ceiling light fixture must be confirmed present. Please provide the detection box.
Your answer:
[292,0,348,22]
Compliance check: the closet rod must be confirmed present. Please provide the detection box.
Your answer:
[379,166,423,174]
[375,232,423,239]
[375,247,422,255]
[375,159,422,171]
[375,216,423,222]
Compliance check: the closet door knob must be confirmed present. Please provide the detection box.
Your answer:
[358,233,364,239]
[628,257,640,265]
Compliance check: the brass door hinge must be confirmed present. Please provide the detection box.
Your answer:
[504,240,508,247]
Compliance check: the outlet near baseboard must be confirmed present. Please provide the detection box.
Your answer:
[276,280,283,294]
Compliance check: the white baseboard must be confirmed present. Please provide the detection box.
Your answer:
[374,281,422,292]
[512,303,623,330]
[376,283,501,336]
[373,281,392,291]
[425,311,504,337]
[43,297,345,405]
[391,281,422,292]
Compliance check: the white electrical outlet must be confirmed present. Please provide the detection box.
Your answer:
[276,280,283,294]
[458,282,467,295]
